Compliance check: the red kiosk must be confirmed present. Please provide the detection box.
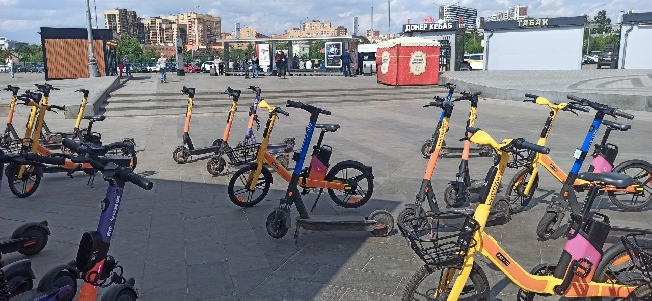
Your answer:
[376,37,441,86]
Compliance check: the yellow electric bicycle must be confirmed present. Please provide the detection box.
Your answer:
[399,127,652,300]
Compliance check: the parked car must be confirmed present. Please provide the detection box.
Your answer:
[598,51,618,69]
[201,61,214,73]
[582,55,597,64]
[184,62,200,73]
[0,65,6,72]
[466,53,484,70]
[146,63,159,72]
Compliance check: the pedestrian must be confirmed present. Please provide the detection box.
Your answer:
[118,56,124,78]
[305,59,312,71]
[251,52,259,78]
[357,51,364,75]
[278,51,287,79]
[340,49,352,77]
[124,57,132,77]
[157,53,167,83]
[274,53,280,77]
[213,56,221,75]
[5,55,14,78]
[244,52,251,79]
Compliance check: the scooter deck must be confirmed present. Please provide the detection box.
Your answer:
[0,237,29,253]
[297,215,377,232]
[189,145,222,155]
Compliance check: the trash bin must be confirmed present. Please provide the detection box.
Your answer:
[210,66,217,76]
[611,60,618,69]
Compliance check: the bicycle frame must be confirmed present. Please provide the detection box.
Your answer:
[3,88,20,143]
[245,100,346,192]
[445,130,638,299]
[244,88,293,152]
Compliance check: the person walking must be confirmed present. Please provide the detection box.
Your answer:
[118,56,124,79]
[278,51,287,79]
[124,57,132,77]
[340,49,352,77]
[244,52,251,79]
[357,51,364,75]
[157,53,167,83]
[251,52,259,78]
[5,55,14,78]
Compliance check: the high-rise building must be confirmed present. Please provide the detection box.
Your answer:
[274,20,348,38]
[164,12,221,48]
[0,37,27,50]
[143,17,186,45]
[487,5,528,22]
[439,5,478,29]
[104,8,140,38]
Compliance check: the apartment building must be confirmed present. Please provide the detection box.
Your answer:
[164,12,221,48]
[274,21,349,38]
[439,5,478,29]
[0,37,27,50]
[104,9,140,38]
[487,5,528,22]
[143,17,187,45]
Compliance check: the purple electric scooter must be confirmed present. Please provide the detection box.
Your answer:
[25,139,153,301]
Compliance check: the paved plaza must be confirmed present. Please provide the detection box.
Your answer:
[0,72,651,300]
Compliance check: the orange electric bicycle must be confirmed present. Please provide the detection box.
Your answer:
[227,99,375,210]
[399,127,652,300]
[1,85,21,151]
[5,91,135,198]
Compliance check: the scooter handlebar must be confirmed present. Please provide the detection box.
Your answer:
[525,93,539,99]
[566,103,590,113]
[516,140,550,154]
[613,109,634,120]
[286,100,331,115]
[121,168,154,190]
[275,107,290,116]
[566,95,583,102]
[62,138,85,153]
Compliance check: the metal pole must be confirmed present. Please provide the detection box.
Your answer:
[388,0,391,36]
[93,0,98,29]
[371,0,374,34]
[86,0,100,77]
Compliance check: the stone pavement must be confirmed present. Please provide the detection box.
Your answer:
[0,73,119,119]
[0,77,651,300]
[441,69,652,112]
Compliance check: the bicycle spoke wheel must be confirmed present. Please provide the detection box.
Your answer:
[326,162,374,208]
[505,167,539,214]
[6,162,42,198]
[227,164,271,207]
[402,263,489,301]
[609,162,652,211]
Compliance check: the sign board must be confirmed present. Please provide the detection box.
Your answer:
[423,16,436,23]
[518,18,550,27]
[325,42,342,68]
[257,44,270,67]
[175,37,183,70]
[402,22,461,33]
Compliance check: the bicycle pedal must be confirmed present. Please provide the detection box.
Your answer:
[573,259,592,278]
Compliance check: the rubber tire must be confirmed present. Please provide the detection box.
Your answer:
[326,162,374,208]
[402,262,490,301]
[6,162,42,198]
[104,143,138,171]
[172,146,189,164]
[421,140,433,158]
[112,289,138,301]
[227,164,272,207]
[369,210,394,237]
[397,207,418,225]
[206,157,226,176]
[609,161,652,211]
[17,226,49,256]
[266,210,288,239]
[536,211,558,239]
[443,184,466,208]
[37,269,77,301]
[7,276,33,298]
[505,168,539,214]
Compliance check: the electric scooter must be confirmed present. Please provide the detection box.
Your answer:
[1,85,21,151]
[173,87,240,164]
[0,151,68,299]
[421,83,492,158]
[205,86,295,175]
[265,100,394,242]
[27,138,153,301]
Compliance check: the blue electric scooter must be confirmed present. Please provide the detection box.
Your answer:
[265,100,394,242]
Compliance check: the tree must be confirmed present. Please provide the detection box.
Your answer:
[14,44,43,62]
[116,34,143,63]
[141,48,159,63]
[592,10,612,34]
[463,32,483,54]
[308,41,326,59]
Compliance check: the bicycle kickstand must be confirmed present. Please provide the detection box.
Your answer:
[310,189,324,212]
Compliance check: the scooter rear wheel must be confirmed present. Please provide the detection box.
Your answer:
[37,269,77,301]
[173,146,189,164]
[443,184,467,208]
[16,226,49,256]
[6,162,42,198]
[266,209,288,239]
[101,288,137,301]
[369,210,394,237]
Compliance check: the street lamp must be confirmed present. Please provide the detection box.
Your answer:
[86,0,100,77]
[300,17,309,31]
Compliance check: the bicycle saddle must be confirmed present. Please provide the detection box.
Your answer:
[315,124,340,132]
[83,115,106,122]
[577,172,633,188]
[602,119,630,131]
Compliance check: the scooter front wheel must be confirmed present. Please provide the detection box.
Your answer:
[206,157,226,176]
[37,268,77,301]
[369,210,394,237]
[443,185,466,208]
[6,162,42,198]
[172,146,190,164]
[266,209,288,239]
[536,211,559,239]
[420,140,433,158]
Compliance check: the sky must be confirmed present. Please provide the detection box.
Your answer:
[1,0,651,44]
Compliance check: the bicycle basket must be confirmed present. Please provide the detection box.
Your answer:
[0,138,26,154]
[228,141,261,165]
[507,149,532,169]
[398,211,479,268]
[621,234,652,279]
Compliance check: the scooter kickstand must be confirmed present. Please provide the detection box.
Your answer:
[310,189,323,212]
